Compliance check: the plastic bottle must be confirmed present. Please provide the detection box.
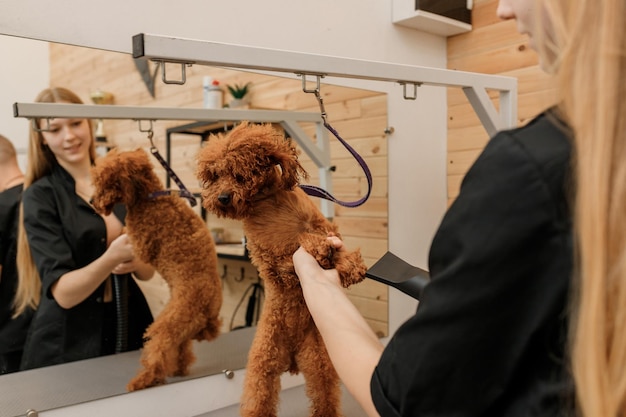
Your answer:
[203,76,223,109]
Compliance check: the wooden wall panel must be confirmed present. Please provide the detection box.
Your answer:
[49,43,389,335]
[446,0,558,200]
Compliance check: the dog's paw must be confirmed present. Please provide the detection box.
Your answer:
[314,239,336,270]
[127,371,165,392]
[335,249,367,288]
[300,234,366,287]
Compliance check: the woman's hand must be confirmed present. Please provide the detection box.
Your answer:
[293,235,345,287]
[108,234,155,280]
[107,234,135,265]
[112,260,138,275]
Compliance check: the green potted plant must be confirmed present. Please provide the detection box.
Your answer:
[226,82,251,108]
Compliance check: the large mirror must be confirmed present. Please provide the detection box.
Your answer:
[0,34,390,414]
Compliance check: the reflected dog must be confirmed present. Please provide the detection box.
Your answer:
[91,148,222,391]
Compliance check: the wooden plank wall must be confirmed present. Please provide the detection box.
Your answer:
[446,0,558,204]
[48,44,389,336]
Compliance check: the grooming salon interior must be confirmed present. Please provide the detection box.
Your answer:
[0,0,557,415]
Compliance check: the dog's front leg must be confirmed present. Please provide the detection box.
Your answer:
[299,233,366,288]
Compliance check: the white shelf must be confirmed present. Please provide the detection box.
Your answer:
[393,9,471,37]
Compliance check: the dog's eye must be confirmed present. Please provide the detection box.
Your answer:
[235,174,245,184]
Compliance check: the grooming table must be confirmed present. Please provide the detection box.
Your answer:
[199,383,365,417]
[1,327,303,417]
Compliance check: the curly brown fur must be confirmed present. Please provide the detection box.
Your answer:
[196,122,367,417]
[91,148,222,392]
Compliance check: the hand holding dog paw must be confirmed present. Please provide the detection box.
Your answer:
[293,246,341,288]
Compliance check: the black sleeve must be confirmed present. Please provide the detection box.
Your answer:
[0,199,9,262]
[22,184,76,298]
[371,128,571,416]
[0,188,19,263]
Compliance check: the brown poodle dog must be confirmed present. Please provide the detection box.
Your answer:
[91,148,223,392]
[196,122,367,417]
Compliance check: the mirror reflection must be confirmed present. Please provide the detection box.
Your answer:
[0,35,388,407]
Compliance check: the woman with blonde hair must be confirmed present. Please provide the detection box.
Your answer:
[294,0,576,415]
[539,0,626,416]
[15,87,154,370]
[294,0,626,415]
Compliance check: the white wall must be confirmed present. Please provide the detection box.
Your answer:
[0,36,49,170]
[0,0,449,333]
[0,0,444,67]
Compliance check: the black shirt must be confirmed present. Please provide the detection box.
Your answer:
[371,112,574,416]
[20,162,153,370]
[0,184,33,361]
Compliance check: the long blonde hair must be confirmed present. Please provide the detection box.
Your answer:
[538,0,626,416]
[13,87,96,316]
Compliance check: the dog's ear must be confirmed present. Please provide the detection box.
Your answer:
[91,156,123,214]
[270,137,308,190]
[124,149,163,204]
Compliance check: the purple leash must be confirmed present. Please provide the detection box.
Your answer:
[298,74,372,208]
[299,121,372,207]
[144,129,197,207]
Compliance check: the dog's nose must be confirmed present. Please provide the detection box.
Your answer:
[217,193,231,206]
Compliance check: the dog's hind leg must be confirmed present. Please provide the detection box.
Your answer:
[240,324,286,417]
[297,329,344,417]
[173,339,195,377]
[127,325,176,391]
[126,297,199,391]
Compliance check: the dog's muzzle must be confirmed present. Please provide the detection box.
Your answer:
[217,193,232,206]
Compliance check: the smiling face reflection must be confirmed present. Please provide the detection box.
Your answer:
[40,117,93,168]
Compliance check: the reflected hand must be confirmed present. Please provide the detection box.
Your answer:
[107,233,135,265]
[112,260,137,275]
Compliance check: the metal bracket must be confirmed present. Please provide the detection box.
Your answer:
[31,118,52,133]
[157,61,192,85]
[298,73,328,122]
[298,73,325,94]
[399,82,422,100]
[136,119,154,133]
[136,119,156,146]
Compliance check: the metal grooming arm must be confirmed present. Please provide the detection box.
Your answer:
[131,33,518,135]
[12,104,335,218]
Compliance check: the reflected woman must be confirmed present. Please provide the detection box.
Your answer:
[14,87,154,370]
